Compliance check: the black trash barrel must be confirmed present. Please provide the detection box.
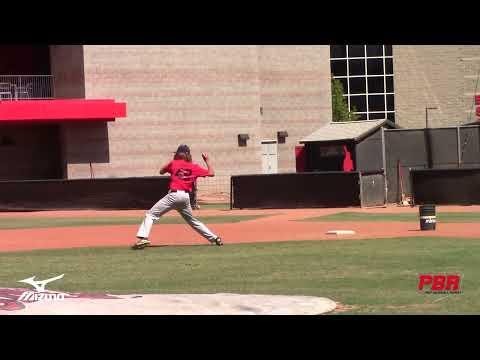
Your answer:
[419,205,436,230]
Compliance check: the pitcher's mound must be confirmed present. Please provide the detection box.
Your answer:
[1,289,337,315]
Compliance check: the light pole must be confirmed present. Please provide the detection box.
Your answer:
[425,107,438,128]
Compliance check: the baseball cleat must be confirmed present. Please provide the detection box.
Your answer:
[132,238,151,249]
[213,237,223,246]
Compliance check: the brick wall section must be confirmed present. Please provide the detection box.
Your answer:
[64,46,331,197]
[258,46,332,173]
[393,45,480,129]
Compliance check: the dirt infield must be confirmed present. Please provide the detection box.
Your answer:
[1,205,480,253]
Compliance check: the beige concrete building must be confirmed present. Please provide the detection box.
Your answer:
[393,45,480,128]
[54,45,333,197]
[1,45,479,199]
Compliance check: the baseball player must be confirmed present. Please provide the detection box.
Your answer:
[133,144,223,249]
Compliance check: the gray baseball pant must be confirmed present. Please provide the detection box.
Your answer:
[136,190,218,242]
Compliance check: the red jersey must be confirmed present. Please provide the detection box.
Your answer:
[164,159,210,192]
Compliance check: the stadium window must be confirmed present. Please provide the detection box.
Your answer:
[330,45,395,121]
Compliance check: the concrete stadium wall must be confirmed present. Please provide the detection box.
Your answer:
[258,46,332,173]
[393,45,480,129]
[60,45,332,198]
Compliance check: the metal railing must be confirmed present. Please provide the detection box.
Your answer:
[0,75,54,100]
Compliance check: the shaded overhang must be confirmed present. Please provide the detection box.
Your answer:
[0,99,126,122]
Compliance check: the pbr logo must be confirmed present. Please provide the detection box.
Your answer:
[17,274,66,302]
[418,274,462,294]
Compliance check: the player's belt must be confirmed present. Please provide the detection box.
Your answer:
[170,189,190,193]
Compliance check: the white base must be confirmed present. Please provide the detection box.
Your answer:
[326,230,356,235]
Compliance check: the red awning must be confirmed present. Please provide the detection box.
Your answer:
[0,99,126,122]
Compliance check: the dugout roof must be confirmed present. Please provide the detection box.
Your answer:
[299,119,399,144]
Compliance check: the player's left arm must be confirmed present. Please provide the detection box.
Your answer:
[159,161,172,175]
[201,153,215,177]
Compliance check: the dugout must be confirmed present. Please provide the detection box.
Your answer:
[299,119,397,172]
[299,119,398,207]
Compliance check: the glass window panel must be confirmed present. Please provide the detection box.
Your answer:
[366,45,383,57]
[385,45,393,56]
[349,77,366,94]
[330,45,347,58]
[368,95,386,112]
[349,59,365,76]
[387,94,395,111]
[369,112,386,120]
[355,113,368,120]
[348,45,365,57]
[367,76,385,93]
[387,112,395,121]
[335,78,348,94]
[350,95,367,112]
[367,58,384,75]
[331,60,347,76]
[385,58,394,74]
[386,75,394,92]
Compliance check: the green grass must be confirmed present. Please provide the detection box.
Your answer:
[299,211,480,223]
[0,215,266,230]
[1,237,479,314]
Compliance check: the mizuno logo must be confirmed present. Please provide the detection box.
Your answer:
[17,274,66,303]
[18,274,65,292]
